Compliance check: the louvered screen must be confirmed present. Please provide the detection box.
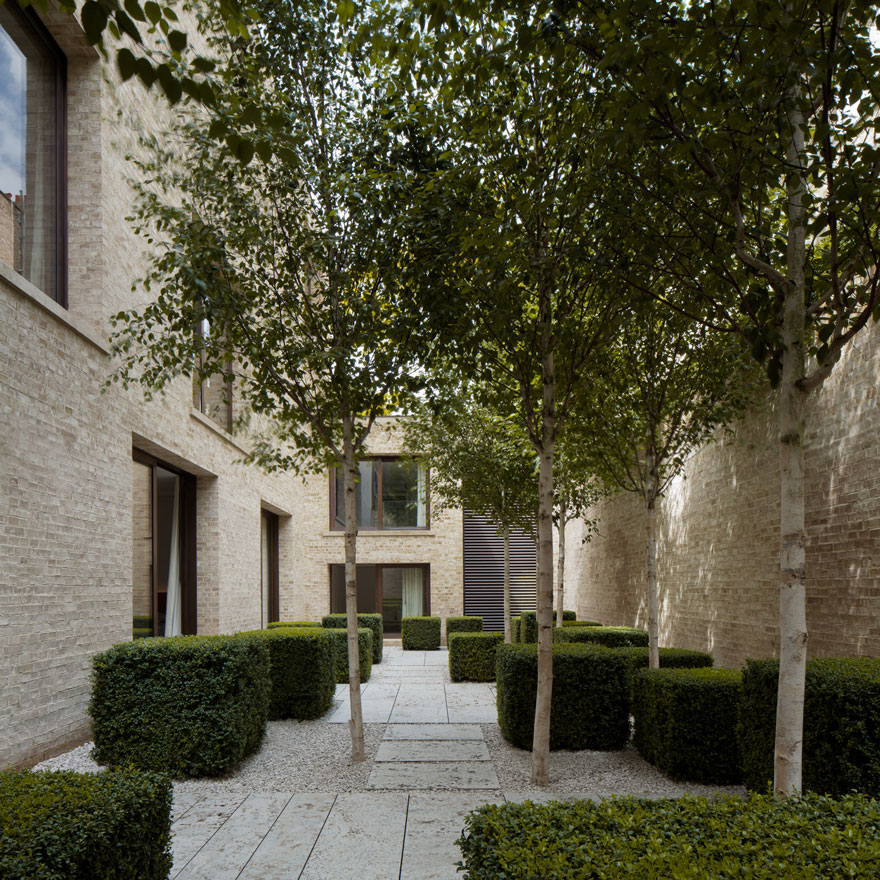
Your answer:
[462,510,537,632]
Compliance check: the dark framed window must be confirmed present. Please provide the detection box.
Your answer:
[330,457,428,530]
[261,510,280,627]
[131,450,197,639]
[329,563,430,634]
[0,3,66,305]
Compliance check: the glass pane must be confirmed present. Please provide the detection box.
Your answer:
[0,6,59,301]
[261,513,270,627]
[329,564,377,614]
[155,467,181,637]
[335,461,378,529]
[382,461,425,528]
[131,461,153,639]
[382,567,423,632]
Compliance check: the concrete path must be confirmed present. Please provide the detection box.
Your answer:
[168,646,587,879]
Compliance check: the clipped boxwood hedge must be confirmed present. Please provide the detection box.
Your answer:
[562,619,602,627]
[322,614,383,663]
[323,628,373,684]
[613,646,714,702]
[511,617,522,643]
[633,667,743,783]
[519,611,539,643]
[268,620,318,629]
[446,615,484,635]
[239,627,334,720]
[562,609,577,621]
[90,635,269,778]
[448,632,504,682]
[554,625,649,648]
[457,793,880,880]
[402,616,441,650]
[496,642,630,750]
[0,768,173,880]
[740,656,880,795]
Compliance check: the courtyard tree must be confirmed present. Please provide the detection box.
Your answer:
[397,10,621,785]
[109,0,425,761]
[563,0,880,794]
[404,394,538,643]
[581,298,759,667]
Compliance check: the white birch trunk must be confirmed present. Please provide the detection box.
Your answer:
[775,80,809,796]
[530,323,555,787]
[503,525,512,644]
[646,496,660,670]
[342,418,365,762]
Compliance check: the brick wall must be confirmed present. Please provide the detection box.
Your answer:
[565,320,880,669]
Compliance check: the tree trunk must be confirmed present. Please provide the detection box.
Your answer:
[555,504,566,629]
[646,465,660,669]
[775,78,809,796]
[503,525,512,644]
[531,308,555,787]
[342,417,365,762]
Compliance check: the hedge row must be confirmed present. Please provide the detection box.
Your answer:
[457,793,880,880]
[448,632,503,681]
[633,667,743,783]
[554,625,649,648]
[496,643,630,750]
[739,656,880,795]
[90,635,270,778]
[323,628,373,683]
[322,614,383,663]
[268,620,317,629]
[518,610,576,644]
[446,615,483,635]
[402,616,441,650]
[615,645,714,701]
[0,768,172,880]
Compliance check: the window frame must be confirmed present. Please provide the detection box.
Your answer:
[261,509,280,627]
[0,3,67,306]
[329,456,430,531]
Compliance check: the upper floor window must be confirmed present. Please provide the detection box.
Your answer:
[192,319,234,433]
[332,457,428,530]
[0,4,66,305]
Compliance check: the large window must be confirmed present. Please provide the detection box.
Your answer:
[330,564,429,634]
[331,458,428,530]
[0,4,65,304]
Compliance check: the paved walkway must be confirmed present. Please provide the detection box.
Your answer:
[167,646,532,880]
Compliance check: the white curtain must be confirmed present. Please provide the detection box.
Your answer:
[164,475,182,637]
[401,568,423,618]
[416,466,427,527]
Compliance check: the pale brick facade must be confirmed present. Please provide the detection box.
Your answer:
[0,11,467,769]
[565,319,880,669]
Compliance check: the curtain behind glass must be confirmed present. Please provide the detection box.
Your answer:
[163,474,182,637]
[401,568,423,618]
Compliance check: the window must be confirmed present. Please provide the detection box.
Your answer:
[330,457,428,530]
[192,319,233,433]
[261,510,279,627]
[329,564,430,634]
[0,4,65,304]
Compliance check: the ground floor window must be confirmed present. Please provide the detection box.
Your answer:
[329,563,430,634]
[261,510,279,627]
[131,451,197,638]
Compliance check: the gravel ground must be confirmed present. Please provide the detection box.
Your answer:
[35,708,745,801]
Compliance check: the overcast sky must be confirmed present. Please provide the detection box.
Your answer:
[0,26,25,198]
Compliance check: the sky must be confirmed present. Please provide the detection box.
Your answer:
[0,24,25,198]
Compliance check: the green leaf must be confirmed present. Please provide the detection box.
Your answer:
[168,29,187,53]
[117,47,138,82]
[80,1,110,45]
[123,0,147,22]
[143,1,162,25]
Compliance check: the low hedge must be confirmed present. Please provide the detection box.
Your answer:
[519,611,539,643]
[496,642,630,750]
[633,667,743,783]
[323,628,373,684]
[402,616,441,650]
[740,656,880,795]
[0,768,173,880]
[268,620,317,629]
[446,615,483,635]
[511,617,522,643]
[239,627,334,720]
[457,793,880,880]
[90,635,269,778]
[554,625,649,648]
[562,619,602,627]
[448,632,504,682]
[322,614,383,663]
[613,646,714,702]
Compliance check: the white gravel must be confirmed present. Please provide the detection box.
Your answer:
[34,710,745,801]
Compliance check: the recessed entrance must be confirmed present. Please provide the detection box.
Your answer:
[329,564,430,634]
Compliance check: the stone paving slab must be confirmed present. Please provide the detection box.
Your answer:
[389,686,448,723]
[299,792,408,880]
[385,651,429,666]
[445,685,497,724]
[327,696,396,723]
[376,740,490,762]
[400,793,503,880]
[423,651,449,665]
[175,793,290,880]
[238,793,336,879]
[385,723,484,740]
[171,795,247,877]
[366,761,500,790]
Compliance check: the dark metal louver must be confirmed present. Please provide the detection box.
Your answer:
[462,510,537,631]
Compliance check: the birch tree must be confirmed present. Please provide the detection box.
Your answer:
[568,0,880,793]
[109,0,423,762]
[404,397,538,643]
